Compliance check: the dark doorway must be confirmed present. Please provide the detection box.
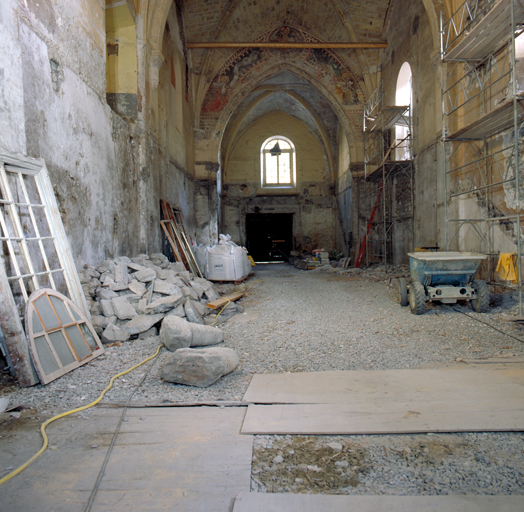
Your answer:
[246,213,293,262]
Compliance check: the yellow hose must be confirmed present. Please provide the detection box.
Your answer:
[0,343,163,486]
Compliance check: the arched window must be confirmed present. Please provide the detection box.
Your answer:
[395,62,412,161]
[261,136,296,188]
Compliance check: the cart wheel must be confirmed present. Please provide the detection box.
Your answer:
[409,281,426,315]
[396,278,408,307]
[471,280,490,313]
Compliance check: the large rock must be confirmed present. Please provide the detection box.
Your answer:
[102,324,130,343]
[122,314,165,335]
[167,303,186,318]
[190,281,206,298]
[160,315,223,351]
[160,347,239,387]
[91,314,116,335]
[159,316,193,351]
[98,288,118,301]
[204,288,220,301]
[145,294,185,314]
[100,299,114,317]
[111,296,138,320]
[184,299,204,324]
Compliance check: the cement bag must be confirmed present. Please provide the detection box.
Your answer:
[231,245,246,280]
[207,244,236,281]
[243,248,251,276]
[194,245,208,278]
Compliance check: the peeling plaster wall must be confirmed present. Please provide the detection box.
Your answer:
[0,0,200,268]
[222,111,335,251]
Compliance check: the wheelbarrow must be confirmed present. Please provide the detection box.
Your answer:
[398,252,489,315]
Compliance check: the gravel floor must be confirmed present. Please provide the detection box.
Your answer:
[1,262,524,495]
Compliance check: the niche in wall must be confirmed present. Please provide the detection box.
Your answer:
[246,213,293,262]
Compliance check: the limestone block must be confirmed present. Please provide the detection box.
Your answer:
[100,299,114,317]
[127,262,145,271]
[122,313,164,336]
[137,298,148,315]
[138,327,158,339]
[111,296,138,320]
[150,253,169,267]
[128,281,147,296]
[109,282,128,292]
[166,275,186,288]
[134,268,157,282]
[115,256,132,265]
[168,262,186,272]
[100,274,114,286]
[154,279,182,296]
[193,277,214,291]
[190,281,206,298]
[131,254,150,266]
[102,324,130,343]
[189,322,224,347]
[157,269,176,281]
[184,299,204,324]
[204,288,220,301]
[143,263,163,275]
[97,259,116,274]
[91,302,102,316]
[178,271,192,283]
[98,288,118,301]
[145,294,185,314]
[167,303,186,318]
[159,315,193,351]
[160,347,238,387]
[192,300,207,317]
[181,286,199,301]
[113,262,129,284]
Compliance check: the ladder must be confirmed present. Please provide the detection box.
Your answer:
[355,184,383,268]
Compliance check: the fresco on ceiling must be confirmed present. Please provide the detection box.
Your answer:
[200,25,365,127]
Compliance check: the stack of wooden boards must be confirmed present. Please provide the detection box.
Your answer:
[160,199,202,278]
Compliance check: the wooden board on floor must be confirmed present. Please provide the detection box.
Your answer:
[207,292,245,310]
[242,368,524,405]
[92,407,252,512]
[241,368,524,435]
[233,493,524,512]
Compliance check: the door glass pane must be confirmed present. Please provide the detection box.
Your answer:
[48,330,76,366]
[65,325,91,360]
[32,310,44,333]
[50,295,72,324]
[34,335,60,374]
[34,295,60,330]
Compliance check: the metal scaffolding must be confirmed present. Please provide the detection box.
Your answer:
[361,81,414,266]
[441,0,524,312]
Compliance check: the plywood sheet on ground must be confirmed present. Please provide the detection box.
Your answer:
[232,493,524,512]
[241,368,524,434]
[92,407,252,512]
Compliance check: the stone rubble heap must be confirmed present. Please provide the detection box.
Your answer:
[79,253,242,345]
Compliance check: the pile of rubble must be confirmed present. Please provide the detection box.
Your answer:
[79,252,242,343]
[79,253,242,387]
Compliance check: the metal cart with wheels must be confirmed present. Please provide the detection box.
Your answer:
[405,252,489,315]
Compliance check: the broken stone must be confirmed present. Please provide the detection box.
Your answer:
[178,271,192,283]
[134,267,157,282]
[91,315,115,335]
[109,282,129,292]
[167,303,186,318]
[143,263,163,275]
[97,259,116,274]
[127,262,145,271]
[154,279,182,296]
[100,299,114,317]
[181,286,199,301]
[159,315,193,351]
[138,327,158,339]
[184,299,204,324]
[165,275,186,288]
[192,300,207,317]
[159,315,223,351]
[157,268,176,281]
[189,322,224,347]
[168,262,186,272]
[122,313,164,336]
[102,324,130,343]
[204,288,220,301]
[128,281,147,296]
[113,262,129,285]
[131,254,150,265]
[137,298,148,315]
[110,296,138,320]
[98,288,119,301]
[160,347,239,387]
[145,294,185,314]
[190,281,206,298]
[82,279,99,298]
[90,302,102,316]
[193,277,214,291]
[150,253,169,267]
[100,274,114,286]
[115,256,132,264]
